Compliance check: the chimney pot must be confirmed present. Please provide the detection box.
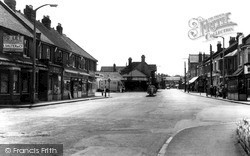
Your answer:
[141,55,145,62]
[113,63,116,72]
[42,16,51,29]
[128,57,132,66]
[56,23,63,35]
[24,5,35,22]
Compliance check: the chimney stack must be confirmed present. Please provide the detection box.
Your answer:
[198,52,202,63]
[217,41,222,52]
[42,16,51,29]
[56,23,63,35]
[24,5,35,22]
[128,57,132,66]
[229,37,236,46]
[202,53,206,61]
[141,55,145,63]
[113,64,116,72]
[4,0,16,11]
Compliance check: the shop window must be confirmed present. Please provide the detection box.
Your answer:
[35,73,38,93]
[248,79,250,89]
[48,76,52,94]
[53,75,61,94]
[0,72,9,94]
[13,71,19,93]
[64,80,70,92]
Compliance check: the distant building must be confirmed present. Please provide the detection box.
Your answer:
[120,55,157,91]
[165,76,181,88]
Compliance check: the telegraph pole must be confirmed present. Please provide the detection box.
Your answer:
[184,61,186,92]
[210,44,213,87]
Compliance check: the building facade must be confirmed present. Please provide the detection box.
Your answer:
[0,1,97,104]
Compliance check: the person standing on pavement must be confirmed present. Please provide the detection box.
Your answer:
[104,86,107,97]
[210,85,213,97]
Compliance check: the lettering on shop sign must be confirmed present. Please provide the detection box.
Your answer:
[49,67,61,74]
[188,13,237,41]
[3,35,24,52]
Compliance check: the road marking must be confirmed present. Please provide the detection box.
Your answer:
[157,137,173,156]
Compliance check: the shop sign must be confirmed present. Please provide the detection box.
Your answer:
[49,66,62,74]
[3,35,24,52]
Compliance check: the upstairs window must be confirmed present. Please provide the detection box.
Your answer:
[23,39,30,57]
[72,55,76,67]
[46,47,51,60]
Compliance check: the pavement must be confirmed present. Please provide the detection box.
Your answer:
[164,123,247,156]
[0,92,109,108]
[162,91,249,156]
[185,91,250,105]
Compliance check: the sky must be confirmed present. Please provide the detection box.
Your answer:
[13,0,250,76]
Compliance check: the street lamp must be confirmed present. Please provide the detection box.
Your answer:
[213,35,225,86]
[31,4,57,103]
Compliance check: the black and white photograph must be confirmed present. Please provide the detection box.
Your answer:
[1,0,250,155]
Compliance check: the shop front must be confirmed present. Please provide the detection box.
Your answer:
[227,68,247,101]
[63,69,89,99]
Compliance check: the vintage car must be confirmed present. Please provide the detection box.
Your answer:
[147,85,157,96]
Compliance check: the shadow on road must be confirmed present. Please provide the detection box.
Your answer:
[146,95,156,97]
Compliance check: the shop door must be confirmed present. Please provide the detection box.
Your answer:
[38,71,48,101]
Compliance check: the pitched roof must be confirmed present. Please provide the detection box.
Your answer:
[96,71,123,80]
[120,62,140,75]
[15,10,97,62]
[100,66,125,72]
[60,34,97,61]
[122,69,147,77]
[35,22,71,51]
[120,61,157,77]
[15,12,54,45]
[0,2,32,37]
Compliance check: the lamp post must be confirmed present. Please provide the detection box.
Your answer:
[31,4,57,103]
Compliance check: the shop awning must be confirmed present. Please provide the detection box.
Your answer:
[232,68,243,76]
[189,76,199,84]
[225,50,238,57]
[65,69,90,76]
[227,68,243,78]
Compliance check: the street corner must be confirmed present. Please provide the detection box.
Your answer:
[164,124,240,156]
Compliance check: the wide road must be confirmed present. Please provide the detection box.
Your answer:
[1,89,250,156]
